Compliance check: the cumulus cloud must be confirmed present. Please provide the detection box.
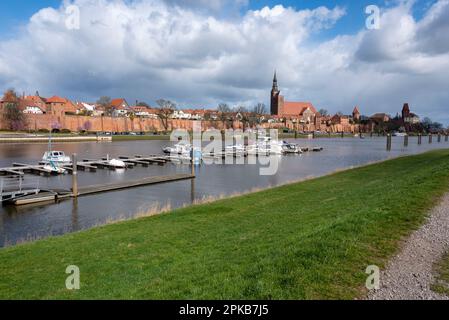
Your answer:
[0,0,448,124]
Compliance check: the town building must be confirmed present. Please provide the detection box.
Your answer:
[402,103,420,124]
[352,107,361,122]
[370,113,391,123]
[111,98,130,116]
[270,72,318,125]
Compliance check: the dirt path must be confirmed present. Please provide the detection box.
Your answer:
[368,193,449,300]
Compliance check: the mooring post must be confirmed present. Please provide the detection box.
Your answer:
[404,134,409,147]
[438,133,441,143]
[72,153,78,197]
[341,131,344,138]
[295,130,298,139]
[386,134,392,151]
[446,134,448,142]
[429,134,433,144]
[418,133,422,145]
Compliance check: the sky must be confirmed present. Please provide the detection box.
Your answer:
[0,0,448,124]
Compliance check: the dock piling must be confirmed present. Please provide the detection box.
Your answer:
[72,154,78,198]
[438,134,441,143]
[404,135,409,147]
[429,134,433,144]
[445,134,448,142]
[386,134,392,151]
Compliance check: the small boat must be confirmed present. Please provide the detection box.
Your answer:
[225,144,245,155]
[107,158,127,168]
[256,137,284,155]
[393,132,407,137]
[42,132,71,165]
[43,161,67,174]
[163,142,192,155]
[311,146,324,152]
[281,141,303,154]
[42,151,71,165]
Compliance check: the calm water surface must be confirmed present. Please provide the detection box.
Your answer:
[0,137,447,246]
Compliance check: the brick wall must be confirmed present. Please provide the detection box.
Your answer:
[0,113,362,133]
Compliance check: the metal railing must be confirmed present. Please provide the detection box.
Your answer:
[0,177,40,201]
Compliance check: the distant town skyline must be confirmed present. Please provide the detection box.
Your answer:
[0,0,448,125]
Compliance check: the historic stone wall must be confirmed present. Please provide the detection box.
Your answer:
[0,113,362,133]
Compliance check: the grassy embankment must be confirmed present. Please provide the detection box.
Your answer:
[1,149,449,299]
[432,253,449,295]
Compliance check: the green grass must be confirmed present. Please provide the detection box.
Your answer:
[1,150,449,300]
[111,135,170,141]
[432,252,449,295]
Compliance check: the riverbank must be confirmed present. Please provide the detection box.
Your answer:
[1,149,449,299]
[111,135,170,141]
[0,134,112,143]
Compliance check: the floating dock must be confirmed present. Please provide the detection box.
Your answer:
[0,153,196,206]
[4,174,194,206]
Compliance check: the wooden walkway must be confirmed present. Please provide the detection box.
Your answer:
[5,174,195,205]
[77,174,195,196]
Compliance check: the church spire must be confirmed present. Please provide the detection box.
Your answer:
[272,70,278,92]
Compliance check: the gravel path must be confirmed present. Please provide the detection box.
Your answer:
[368,193,449,300]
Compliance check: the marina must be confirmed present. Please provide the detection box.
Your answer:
[0,136,448,247]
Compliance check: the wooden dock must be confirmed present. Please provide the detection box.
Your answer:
[0,154,184,177]
[5,174,194,205]
[77,173,195,196]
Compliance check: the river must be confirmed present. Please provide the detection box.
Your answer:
[0,136,447,247]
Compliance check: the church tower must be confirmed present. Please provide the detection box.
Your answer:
[271,71,281,115]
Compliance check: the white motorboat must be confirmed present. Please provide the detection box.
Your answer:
[393,132,407,137]
[281,141,303,154]
[225,144,246,155]
[42,132,71,165]
[42,151,71,165]
[107,158,127,168]
[258,137,284,155]
[246,137,283,155]
[43,161,67,174]
[163,142,192,155]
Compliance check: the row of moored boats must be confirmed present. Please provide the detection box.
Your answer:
[163,137,323,156]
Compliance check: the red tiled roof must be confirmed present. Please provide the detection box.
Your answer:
[111,98,128,109]
[46,96,67,103]
[282,101,317,116]
[25,95,47,104]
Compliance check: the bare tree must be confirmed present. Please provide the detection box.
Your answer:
[2,89,27,131]
[318,109,329,116]
[235,105,250,130]
[217,103,231,129]
[136,101,150,107]
[252,103,267,125]
[156,99,176,132]
[97,96,112,116]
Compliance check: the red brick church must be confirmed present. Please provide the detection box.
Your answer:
[270,72,318,123]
